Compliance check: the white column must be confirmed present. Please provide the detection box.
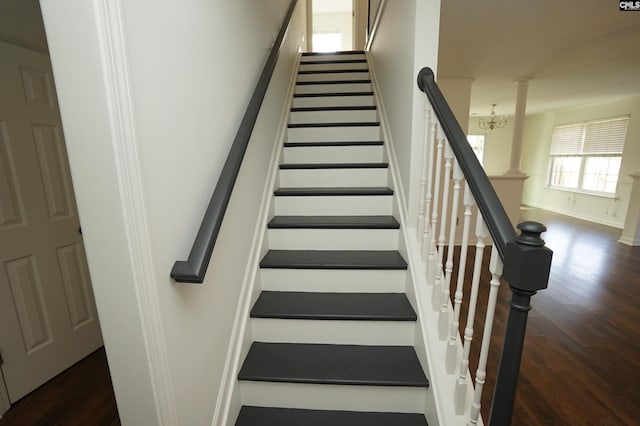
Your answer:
[619,171,640,245]
[505,79,529,176]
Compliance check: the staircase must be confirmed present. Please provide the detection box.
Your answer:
[235,51,431,424]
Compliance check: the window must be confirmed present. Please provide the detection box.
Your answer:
[547,116,628,196]
[312,30,343,52]
[466,134,485,165]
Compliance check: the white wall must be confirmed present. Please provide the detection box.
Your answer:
[40,0,304,424]
[521,95,640,228]
[353,0,368,50]
[468,116,515,175]
[313,12,352,50]
[368,0,441,224]
[437,78,473,134]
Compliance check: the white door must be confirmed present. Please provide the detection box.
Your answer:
[0,40,103,404]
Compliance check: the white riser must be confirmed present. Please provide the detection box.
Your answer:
[295,83,372,94]
[283,146,383,164]
[293,95,375,108]
[289,109,377,124]
[279,168,388,187]
[274,195,392,216]
[297,71,370,82]
[239,382,427,413]
[260,269,406,293]
[287,126,380,142]
[299,62,367,72]
[301,53,366,62]
[251,318,414,345]
[267,228,398,250]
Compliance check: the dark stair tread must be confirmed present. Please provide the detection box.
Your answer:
[260,250,407,270]
[302,51,365,56]
[236,406,428,426]
[294,91,373,98]
[291,106,377,112]
[251,292,417,321]
[284,140,383,147]
[296,79,371,85]
[300,59,367,65]
[298,69,369,75]
[238,342,429,387]
[274,187,393,196]
[288,122,379,128]
[267,215,399,229]
[279,162,388,169]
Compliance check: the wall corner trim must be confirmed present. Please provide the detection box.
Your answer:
[93,1,179,424]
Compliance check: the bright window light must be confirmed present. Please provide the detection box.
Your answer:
[313,32,342,52]
[467,134,486,165]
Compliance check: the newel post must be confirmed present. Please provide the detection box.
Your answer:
[488,221,552,425]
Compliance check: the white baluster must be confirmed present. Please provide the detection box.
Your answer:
[421,112,437,258]
[432,142,452,311]
[469,246,504,425]
[426,125,444,285]
[438,159,463,340]
[417,103,431,240]
[446,183,474,374]
[454,214,488,414]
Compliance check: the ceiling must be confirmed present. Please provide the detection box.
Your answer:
[437,0,640,116]
[4,0,639,118]
[0,0,47,53]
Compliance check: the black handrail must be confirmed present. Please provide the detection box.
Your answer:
[365,0,386,51]
[418,67,553,425]
[417,67,516,260]
[171,0,299,283]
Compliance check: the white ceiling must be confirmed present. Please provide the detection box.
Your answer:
[0,0,47,53]
[437,0,640,116]
[4,0,639,118]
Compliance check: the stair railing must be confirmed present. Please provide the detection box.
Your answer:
[416,67,553,425]
[170,0,298,283]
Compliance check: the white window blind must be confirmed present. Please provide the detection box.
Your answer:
[550,116,628,156]
[583,117,628,154]
[547,116,628,195]
[550,124,584,155]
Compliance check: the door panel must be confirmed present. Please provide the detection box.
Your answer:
[56,242,94,329]
[0,122,26,228]
[0,40,103,404]
[4,255,53,353]
[32,124,73,220]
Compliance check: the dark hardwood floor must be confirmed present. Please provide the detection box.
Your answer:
[0,348,120,426]
[463,206,640,425]
[0,207,637,425]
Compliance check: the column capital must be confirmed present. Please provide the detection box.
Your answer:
[514,78,531,86]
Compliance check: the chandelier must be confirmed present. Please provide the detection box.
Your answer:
[478,104,507,130]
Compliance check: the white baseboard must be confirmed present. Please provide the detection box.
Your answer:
[618,236,640,246]
[368,53,451,426]
[527,204,624,229]
[212,51,301,426]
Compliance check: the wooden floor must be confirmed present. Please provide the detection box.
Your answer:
[469,207,640,425]
[0,207,638,425]
[0,348,120,426]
